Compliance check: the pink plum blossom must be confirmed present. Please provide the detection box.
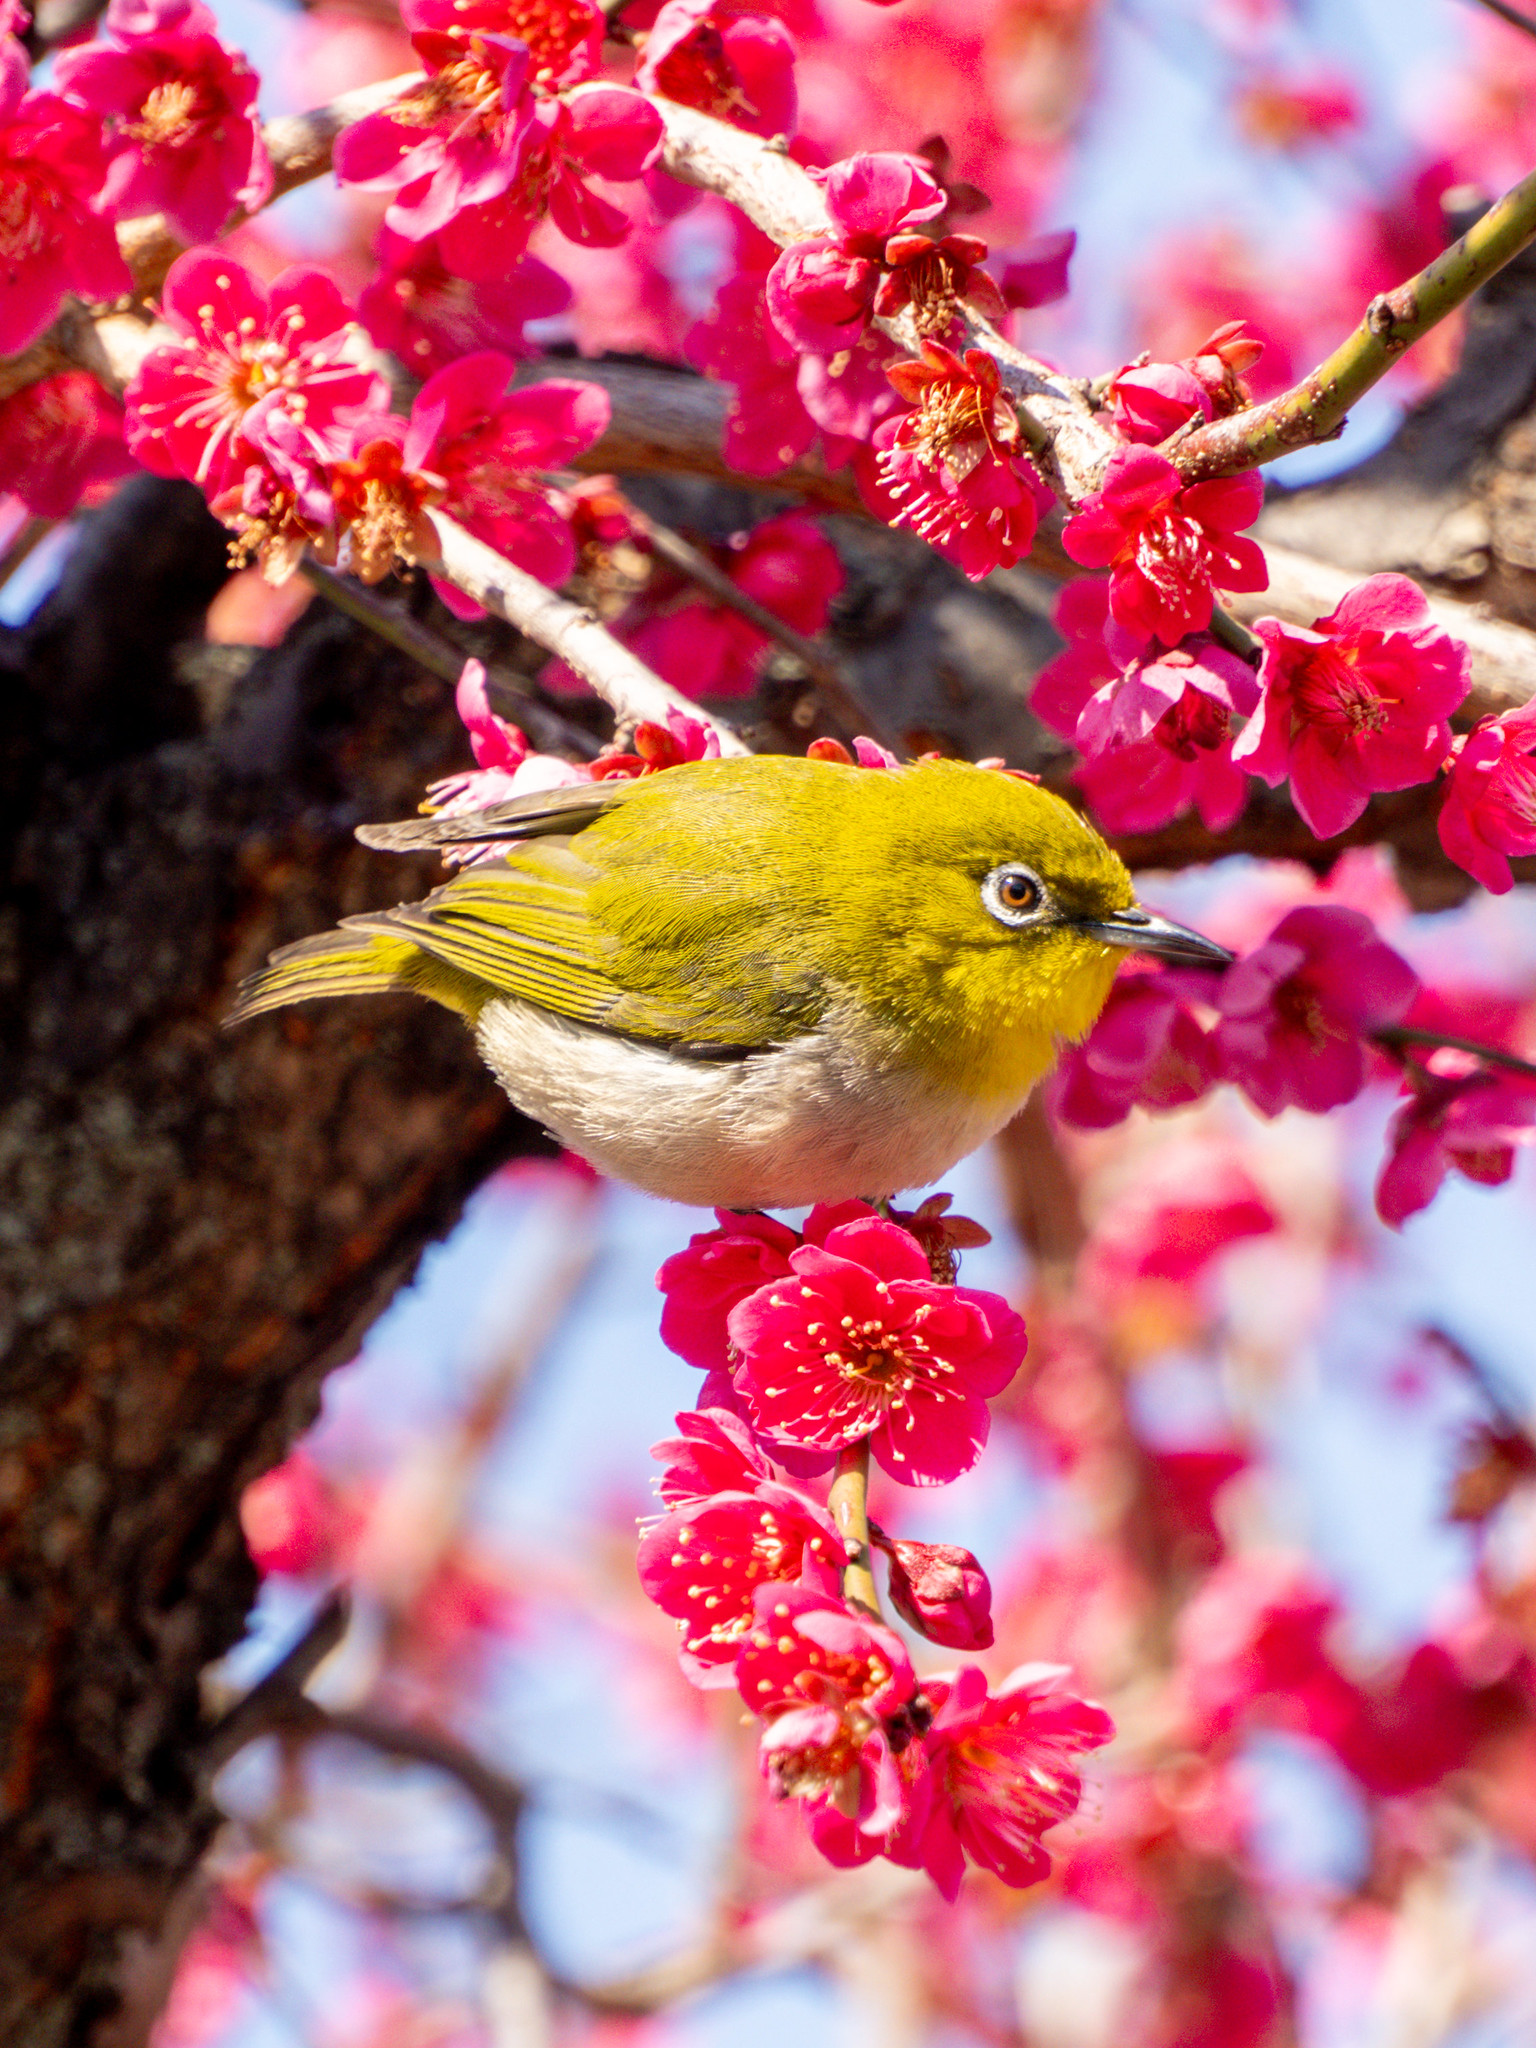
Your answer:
[346,349,607,614]
[124,250,388,504]
[0,60,130,355]
[402,0,604,88]
[1438,698,1536,893]
[53,0,271,244]
[737,1580,921,1839]
[725,1212,1027,1485]
[1375,1059,1536,1227]
[333,31,534,241]
[1106,320,1264,444]
[765,151,945,354]
[1050,969,1219,1128]
[635,0,797,139]
[874,1532,994,1650]
[657,1209,800,1375]
[432,85,663,273]
[359,225,571,380]
[688,256,824,476]
[903,1664,1114,1899]
[1235,574,1471,839]
[1061,445,1267,645]
[1032,577,1257,833]
[868,342,1049,581]
[1212,905,1419,1117]
[650,1406,775,1509]
[0,370,132,517]
[638,1482,845,1683]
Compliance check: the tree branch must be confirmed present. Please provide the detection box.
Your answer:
[649,98,1122,502]
[1174,161,1536,480]
[423,514,752,752]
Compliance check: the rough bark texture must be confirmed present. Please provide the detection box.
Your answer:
[0,479,531,2047]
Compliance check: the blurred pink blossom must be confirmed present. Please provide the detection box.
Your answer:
[54,0,270,244]
[0,370,132,516]
[1213,904,1418,1116]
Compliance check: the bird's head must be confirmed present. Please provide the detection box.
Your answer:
[823,758,1231,1101]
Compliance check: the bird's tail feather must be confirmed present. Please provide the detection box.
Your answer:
[226,925,483,1026]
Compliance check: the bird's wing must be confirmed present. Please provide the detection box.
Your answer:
[356,778,642,853]
[345,764,828,1051]
[339,840,623,1031]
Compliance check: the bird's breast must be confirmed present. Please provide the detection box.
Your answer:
[474,996,1034,1209]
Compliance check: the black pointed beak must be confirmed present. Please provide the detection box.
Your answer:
[1075,906,1233,968]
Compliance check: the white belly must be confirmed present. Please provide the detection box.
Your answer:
[475,997,1023,1209]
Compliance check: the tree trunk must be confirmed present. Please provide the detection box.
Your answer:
[0,480,528,2045]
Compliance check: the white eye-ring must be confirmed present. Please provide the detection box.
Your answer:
[982,863,1048,927]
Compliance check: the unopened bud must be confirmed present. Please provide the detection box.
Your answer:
[877,1530,994,1649]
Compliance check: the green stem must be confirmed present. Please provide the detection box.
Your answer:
[1174,159,1536,481]
[828,1440,881,1617]
[1206,602,1262,664]
[1374,1025,1536,1083]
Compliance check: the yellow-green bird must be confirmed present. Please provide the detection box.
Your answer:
[229,755,1229,1208]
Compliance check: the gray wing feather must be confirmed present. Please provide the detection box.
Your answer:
[357,778,641,852]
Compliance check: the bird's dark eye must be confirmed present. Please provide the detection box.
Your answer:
[982,864,1045,927]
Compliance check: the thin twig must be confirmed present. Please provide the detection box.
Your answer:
[297,558,600,759]
[620,502,903,753]
[199,1591,350,1774]
[1174,158,1536,480]
[1373,1025,1536,1082]
[423,513,751,754]
[1458,0,1536,41]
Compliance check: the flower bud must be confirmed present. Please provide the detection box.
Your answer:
[877,1532,994,1649]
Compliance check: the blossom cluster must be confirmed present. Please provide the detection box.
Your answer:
[1051,897,1536,1226]
[639,1198,1114,1894]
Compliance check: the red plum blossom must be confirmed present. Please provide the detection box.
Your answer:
[125,250,388,502]
[359,225,571,380]
[725,1211,1027,1484]
[765,151,945,355]
[903,1663,1113,1899]
[1050,969,1218,1128]
[869,342,1050,580]
[1033,577,1257,833]
[635,0,798,140]
[0,370,132,517]
[638,1482,845,1682]
[1061,444,1267,645]
[402,0,604,88]
[874,1532,994,1650]
[1376,1059,1536,1226]
[0,51,131,355]
[737,1580,920,1837]
[1236,574,1471,839]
